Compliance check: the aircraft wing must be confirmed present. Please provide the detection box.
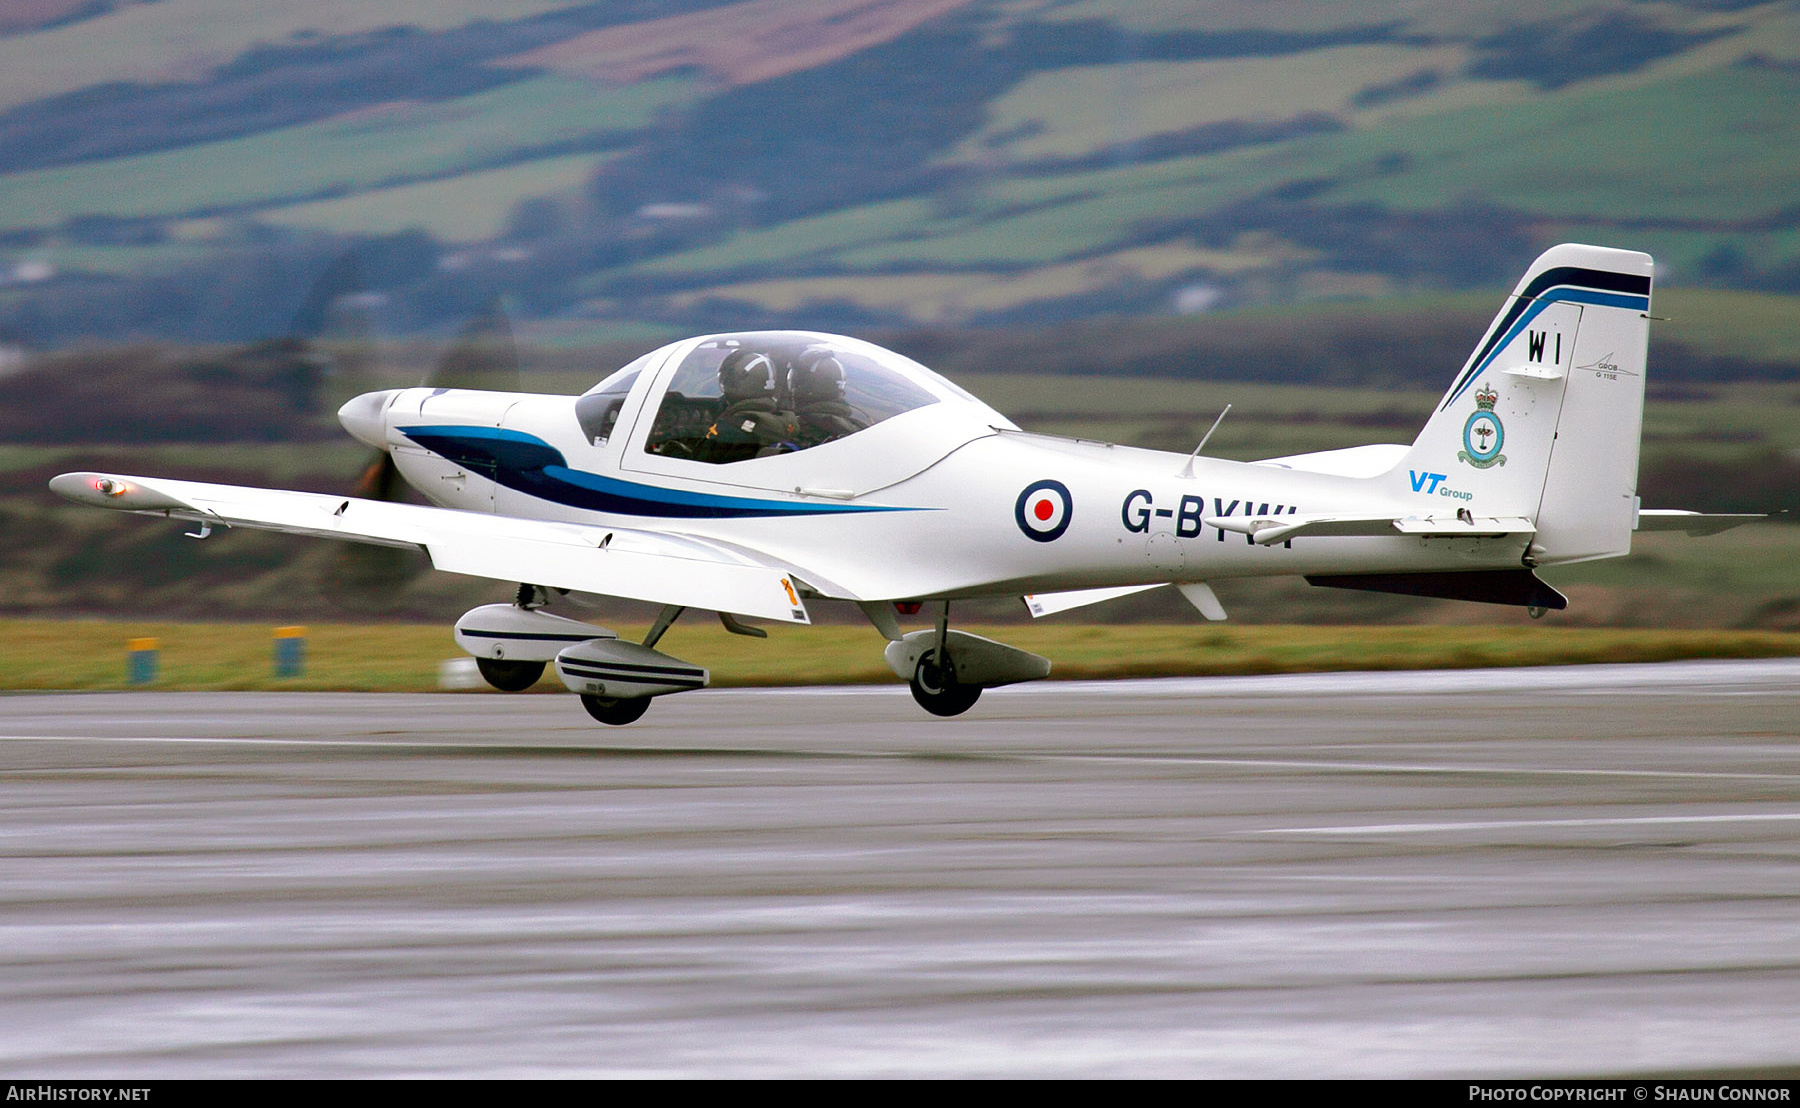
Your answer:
[1206,512,1538,546]
[49,472,813,623]
[1634,509,1765,536]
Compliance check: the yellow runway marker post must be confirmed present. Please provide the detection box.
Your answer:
[126,637,159,685]
[273,626,306,679]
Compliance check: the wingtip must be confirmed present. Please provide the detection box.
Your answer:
[49,472,187,511]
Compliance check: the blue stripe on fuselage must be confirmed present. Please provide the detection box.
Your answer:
[397,425,919,519]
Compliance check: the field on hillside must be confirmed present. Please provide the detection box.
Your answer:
[1314,66,1800,223]
[0,1,579,112]
[626,4,1800,318]
[264,153,612,241]
[0,75,694,227]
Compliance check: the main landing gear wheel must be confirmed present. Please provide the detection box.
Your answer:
[475,657,544,692]
[580,693,650,726]
[909,649,981,717]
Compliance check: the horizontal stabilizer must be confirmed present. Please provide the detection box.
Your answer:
[1305,569,1568,610]
[1252,443,1409,478]
[1392,515,1536,537]
[50,471,813,623]
[1207,513,1536,546]
[1635,509,1764,536]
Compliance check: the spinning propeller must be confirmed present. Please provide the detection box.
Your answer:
[279,252,521,601]
[346,297,520,505]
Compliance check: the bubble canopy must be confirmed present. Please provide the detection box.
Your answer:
[578,331,994,466]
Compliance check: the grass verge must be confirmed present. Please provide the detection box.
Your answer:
[3,620,1796,694]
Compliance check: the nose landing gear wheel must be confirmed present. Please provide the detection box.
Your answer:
[475,657,544,692]
[909,649,981,717]
[580,693,650,726]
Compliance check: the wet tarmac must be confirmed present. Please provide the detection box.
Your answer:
[2,660,1799,1077]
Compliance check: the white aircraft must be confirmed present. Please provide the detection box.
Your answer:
[53,244,1756,723]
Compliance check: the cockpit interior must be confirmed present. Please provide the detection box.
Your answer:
[576,332,947,465]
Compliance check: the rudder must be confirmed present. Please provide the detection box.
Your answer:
[1531,247,1653,564]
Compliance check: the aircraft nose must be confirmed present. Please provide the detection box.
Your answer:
[337,389,401,448]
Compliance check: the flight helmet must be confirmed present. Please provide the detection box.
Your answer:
[717,349,776,403]
[790,350,847,404]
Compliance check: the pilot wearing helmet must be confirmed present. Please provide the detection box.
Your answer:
[789,349,867,449]
[699,348,798,462]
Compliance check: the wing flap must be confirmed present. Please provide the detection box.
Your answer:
[426,535,807,623]
[50,471,811,623]
[1023,583,1162,618]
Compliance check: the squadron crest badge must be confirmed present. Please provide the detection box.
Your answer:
[1458,385,1506,469]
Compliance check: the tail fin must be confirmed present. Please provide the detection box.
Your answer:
[1391,243,1653,565]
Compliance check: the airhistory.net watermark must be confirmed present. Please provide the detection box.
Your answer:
[6,1089,150,1102]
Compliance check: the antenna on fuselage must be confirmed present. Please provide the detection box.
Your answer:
[1177,403,1231,478]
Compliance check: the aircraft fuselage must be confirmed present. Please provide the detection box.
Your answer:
[372,385,1525,605]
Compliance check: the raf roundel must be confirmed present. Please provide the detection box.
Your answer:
[1015,479,1072,542]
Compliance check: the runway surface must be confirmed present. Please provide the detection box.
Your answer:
[3,660,1799,1077]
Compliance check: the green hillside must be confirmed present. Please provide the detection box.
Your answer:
[0,0,1796,343]
[0,75,689,224]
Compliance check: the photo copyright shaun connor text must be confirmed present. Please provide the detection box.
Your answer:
[1471,1088,1791,1103]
